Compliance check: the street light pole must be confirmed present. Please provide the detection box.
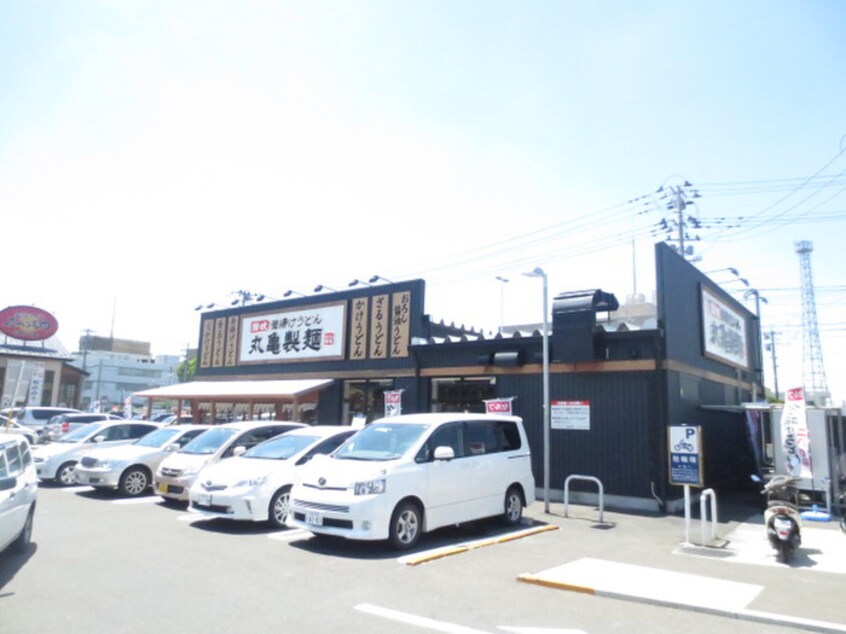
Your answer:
[524,267,550,513]
[495,276,509,335]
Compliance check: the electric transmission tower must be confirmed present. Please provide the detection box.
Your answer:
[794,240,830,404]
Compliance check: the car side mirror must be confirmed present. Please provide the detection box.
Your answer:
[232,446,247,457]
[433,446,455,461]
[0,476,18,491]
[93,435,106,443]
[164,443,178,453]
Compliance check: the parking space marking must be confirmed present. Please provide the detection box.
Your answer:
[112,496,160,505]
[60,485,89,493]
[267,528,311,542]
[355,603,493,634]
[399,524,559,566]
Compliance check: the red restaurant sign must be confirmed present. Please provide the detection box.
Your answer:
[0,305,59,341]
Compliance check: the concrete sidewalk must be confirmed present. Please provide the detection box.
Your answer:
[514,499,846,633]
[518,503,846,633]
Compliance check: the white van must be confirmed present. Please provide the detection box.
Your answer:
[287,413,535,549]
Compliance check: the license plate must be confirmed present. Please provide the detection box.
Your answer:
[305,511,323,526]
[773,517,792,530]
[157,482,169,494]
[198,493,211,507]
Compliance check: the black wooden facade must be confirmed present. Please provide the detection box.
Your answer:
[193,243,761,511]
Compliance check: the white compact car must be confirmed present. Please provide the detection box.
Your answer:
[189,425,356,527]
[0,434,38,556]
[154,421,305,503]
[287,413,535,549]
[74,425,211,496]
[31,421,160,485]
[2,417,38,446]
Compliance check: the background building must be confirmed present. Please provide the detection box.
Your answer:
[71,335,179,412]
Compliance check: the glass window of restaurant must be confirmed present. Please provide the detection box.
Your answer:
[431,377,496,413]
[343,380,394,424]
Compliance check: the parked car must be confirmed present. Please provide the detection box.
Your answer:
[74,425,211,497]
[1,406,81,441]
[31,421,160,485]
[154,421,306,504]
[287,413,535,549]
[189,425,356,527]
[41,413,122,443]
[0,434,38,555]
[1,417,38,446]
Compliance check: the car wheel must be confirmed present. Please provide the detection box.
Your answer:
[11,506,34,554]
[119,467,150,497]
[503,486,523,526]
[389,501,422,550]
[55,461,77,486]
[268,486,292,528]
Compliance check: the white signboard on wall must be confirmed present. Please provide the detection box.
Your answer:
[239,303,346,363]
[701,286,748,369]
[551,400,590,430]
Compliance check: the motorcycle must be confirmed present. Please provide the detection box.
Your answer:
[754,474,803,564]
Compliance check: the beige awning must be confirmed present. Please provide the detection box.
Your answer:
[133,379,332,400]
[133,379,333,423]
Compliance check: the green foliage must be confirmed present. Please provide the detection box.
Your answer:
[175,357,197,383]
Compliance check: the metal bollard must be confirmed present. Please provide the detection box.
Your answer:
[563,474,605,523]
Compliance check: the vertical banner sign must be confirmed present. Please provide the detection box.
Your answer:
[781,386,812,478]
[27,363,45,406]
[668,425,703,486]
[551,400,591,430]
[350,297,369,360]
[124,395,133,419]
[384,390,403,417]
[484,398,514,415]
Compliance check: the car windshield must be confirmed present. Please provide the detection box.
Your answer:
[134,427,182,448]
[179,428,236,455]
[334,423,428,461]
[59,422,107,443]
[243,434,319,460]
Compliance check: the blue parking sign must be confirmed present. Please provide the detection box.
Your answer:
[668,425,703,487]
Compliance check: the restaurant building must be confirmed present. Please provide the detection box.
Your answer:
[140,243,764,511]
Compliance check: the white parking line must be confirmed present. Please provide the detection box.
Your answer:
[60,485,89,493]
[267,529,311,542]
[355,603,493,634]
[112,496,159,505]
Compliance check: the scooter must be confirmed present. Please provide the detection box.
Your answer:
[755,474,803,564]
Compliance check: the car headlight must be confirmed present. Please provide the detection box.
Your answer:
[99,460,122,469]
[181,466,200,477]
[354,478,386,496]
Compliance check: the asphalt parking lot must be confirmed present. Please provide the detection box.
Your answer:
[2,484,845,634]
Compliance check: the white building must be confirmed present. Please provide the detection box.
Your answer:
[70,336,179,412]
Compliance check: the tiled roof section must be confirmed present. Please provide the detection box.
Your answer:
[0,335,73,360]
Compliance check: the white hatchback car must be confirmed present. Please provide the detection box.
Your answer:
[154,421,306,503]
[0,435,38,556]
[189,425,356,527]
[287,413,535,549]
[31,421,160,485]
[74,425,211,496]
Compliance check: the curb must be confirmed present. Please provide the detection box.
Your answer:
[400,524,559,566]
[516,572,846,634]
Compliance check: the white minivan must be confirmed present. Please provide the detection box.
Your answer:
[287,413,535,549]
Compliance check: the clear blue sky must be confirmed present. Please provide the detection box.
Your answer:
[1,1,844,402]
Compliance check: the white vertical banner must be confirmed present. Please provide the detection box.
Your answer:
[484,397,514,415]
[781,386,812,478]
[27,363,45,406]
[384,390,404,417]
[124,395,133,419]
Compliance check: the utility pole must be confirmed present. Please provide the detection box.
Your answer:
[656,180,702,261]
[765,330,780,401]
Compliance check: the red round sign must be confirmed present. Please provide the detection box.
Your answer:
[0,305,59,341]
